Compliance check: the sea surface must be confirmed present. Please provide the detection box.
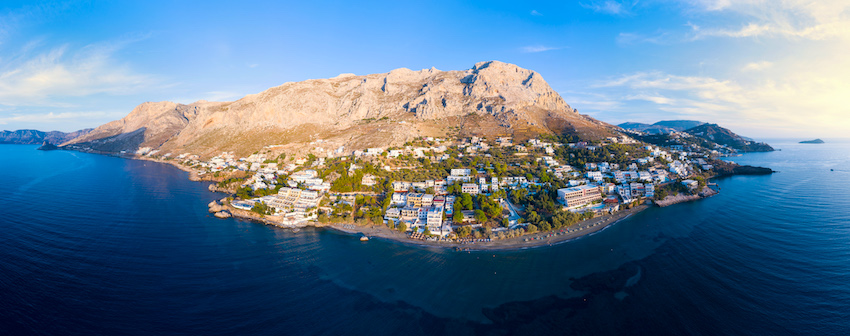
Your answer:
[1,140,849,335]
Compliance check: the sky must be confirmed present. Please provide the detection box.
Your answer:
[0,0,848,139]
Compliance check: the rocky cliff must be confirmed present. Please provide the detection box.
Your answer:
[65,61,616,157]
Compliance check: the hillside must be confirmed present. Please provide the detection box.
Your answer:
[64,61,617,157]
[1,129,92,145]
[618,120,704,134]
[684,124,773,152]
[653,120,704,131]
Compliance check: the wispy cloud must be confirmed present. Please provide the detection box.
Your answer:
[580,1,636,15]
[519,45,561,53]
[685,0,850,41]
[742,61,773,72]
[530,10,542,16]
[0,111,117,125]
[573,60,850,137]
[0,38,158,107]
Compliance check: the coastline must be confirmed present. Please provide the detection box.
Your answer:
[68,149,722,251]
[221,202,651,251]
[327,204,650,251]
[655,186,719,207]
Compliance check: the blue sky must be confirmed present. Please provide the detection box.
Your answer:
[1,0,848,138]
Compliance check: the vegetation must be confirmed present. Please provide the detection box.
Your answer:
[251,201,273,216]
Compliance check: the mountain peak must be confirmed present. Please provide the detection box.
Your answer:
[66,62,615,157]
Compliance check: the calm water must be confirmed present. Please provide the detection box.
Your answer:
[1,140,848,335]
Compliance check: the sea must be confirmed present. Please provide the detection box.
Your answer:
[1,139,848,335]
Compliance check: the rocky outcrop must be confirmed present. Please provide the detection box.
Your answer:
[64,61,616,157]
[214,211,231,218]
[36,141,58,151]
[208,200,225,213]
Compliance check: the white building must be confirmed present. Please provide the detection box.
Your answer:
[557,185,603,208]
[461,183,480,195]
[451,168,471,176]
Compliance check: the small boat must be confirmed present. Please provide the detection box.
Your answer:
[360,236,369,241]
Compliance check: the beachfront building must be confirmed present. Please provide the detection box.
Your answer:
[400,207,420,221]
[557,185,603,208]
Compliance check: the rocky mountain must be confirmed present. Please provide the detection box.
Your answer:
[684,124,773,152]
[64,61,617,157]
[618,120,705,134]
[0,128,92,145]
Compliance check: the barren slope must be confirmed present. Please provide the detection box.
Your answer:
[66,61,616,157]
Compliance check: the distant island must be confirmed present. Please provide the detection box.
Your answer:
[800,139,824,144]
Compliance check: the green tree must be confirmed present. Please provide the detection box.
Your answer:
[453,211,463,223]
[474,209,487,223]
[398,222,407,232]
[461,193,474,210]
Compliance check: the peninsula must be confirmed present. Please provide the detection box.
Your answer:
[53,61,772,249]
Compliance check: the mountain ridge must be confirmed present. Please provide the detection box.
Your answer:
[684,123,773,152]
[1,129,93,145]
[64,61,617,157]
[618,120,705,134]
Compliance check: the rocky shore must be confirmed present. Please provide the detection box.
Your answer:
[655,187,718,207]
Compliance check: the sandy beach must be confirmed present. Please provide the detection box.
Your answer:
[321,204,651,251]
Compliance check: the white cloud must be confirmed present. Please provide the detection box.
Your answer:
[519,45,560,53]
[0,39,157,107]
[625,94,675,105]
[581,1,635,15]
[684,0,850,40]
[0,111,116,125]
[530,10,543,16]
[576,62,850,137]
[742,61,774,71]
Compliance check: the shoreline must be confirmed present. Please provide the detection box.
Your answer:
[335,205,649,251]
[68,148,721,251]
[223,203,651,251]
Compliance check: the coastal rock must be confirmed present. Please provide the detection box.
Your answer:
[214,211,231,218]
[208,201,224,213]
[63,61,617,157]
[713,163,774,176]
[36,141,58,151]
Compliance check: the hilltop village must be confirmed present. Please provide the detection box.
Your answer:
[137,132,732,244]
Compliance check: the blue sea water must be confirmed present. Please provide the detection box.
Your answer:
[1,140,849,335]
